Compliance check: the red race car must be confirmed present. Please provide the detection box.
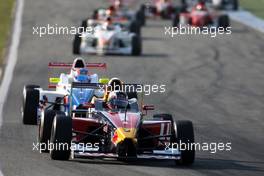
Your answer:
[38,82,195,166]
[173,1,230,29]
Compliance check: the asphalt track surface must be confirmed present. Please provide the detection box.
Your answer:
[0,0,264,176]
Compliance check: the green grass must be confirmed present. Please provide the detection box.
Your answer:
[0,0,15,64]
[240,0,264,19]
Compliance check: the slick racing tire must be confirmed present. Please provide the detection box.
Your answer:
[172,12,180,27]
[38,110,65,152]
[50,114,72,160]
[136,5,146,26]
[127,92,138,99]
[231,0,239,11]
[218,14,230,29]
[174,120,195,166]
[73,19,87,55]
[131,35,142,56]
[22,85,39,125]
[129,20,141,36]
[73,34,81,55]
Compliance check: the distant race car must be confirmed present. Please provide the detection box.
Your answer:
[39,82,195,166]
[142,0,185,19]
[173,1,230,29]
[73,19,142,56]
[22,58,107,125]
[183,0,239,11]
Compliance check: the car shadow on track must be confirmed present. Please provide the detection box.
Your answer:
[190,158,264,172]
[70,157,264,172]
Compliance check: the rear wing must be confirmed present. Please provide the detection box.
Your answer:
[48,62,107,69]
[48,62,107,88]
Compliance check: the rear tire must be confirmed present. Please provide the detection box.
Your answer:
[73,34,81,55]
[50,114,72,160]
[174,120,195,166]
[218,15,230,29]
[232,0,239,11]
[136,5,146,26]
[131,35,142,56]
[129,20,141,36]
[172,13,180,27]
[22,85,39,125]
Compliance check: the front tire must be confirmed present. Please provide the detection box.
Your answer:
[22,85,39,125]
[131,35,142,56]
[174,120,195,166]
[50,114,72,160]
[38,110,64,152]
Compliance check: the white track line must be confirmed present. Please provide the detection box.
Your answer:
[0,0,24,175]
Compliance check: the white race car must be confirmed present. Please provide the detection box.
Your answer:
[73,22,142,56]
[22,58,107,125]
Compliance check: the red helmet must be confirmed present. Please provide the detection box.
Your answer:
[195,1,207,11]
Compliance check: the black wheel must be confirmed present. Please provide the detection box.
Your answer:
[38,110,64,152]
[117,139,137,161]
[232,0,239,11]
[131,35,142,56]
[174,120,195,166]
[172,12,180,27]
[50,114,72,160]
[153,114,173,121]
[136,5,146,26]
[218,14,230,29]
[73,34,81,55]
[22,85,39,125]
[81,19,87,31]
[129,20,141,36]
[127,92,138,99]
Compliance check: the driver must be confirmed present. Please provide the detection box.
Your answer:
[194,1,207,11]
[102,17,115,30]
[74,68,91,83]
[106,5,116,17]
[107,91,129,111]
[114,0,123,10]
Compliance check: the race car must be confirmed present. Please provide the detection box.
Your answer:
[73,17,142,56]
[40,82,195,166]
[172,1,230,29]
[142,0,185,19]
[91,1,145,26]
[182,0,239,11]
[22,58,107,125]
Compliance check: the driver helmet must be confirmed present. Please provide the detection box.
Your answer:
[114,0,123,9]
[107,91,128,110]
[74,68,91,83]
[106,5,116,16]
[195,1,207,11]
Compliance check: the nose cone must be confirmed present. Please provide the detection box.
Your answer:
[112,128,137,145]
